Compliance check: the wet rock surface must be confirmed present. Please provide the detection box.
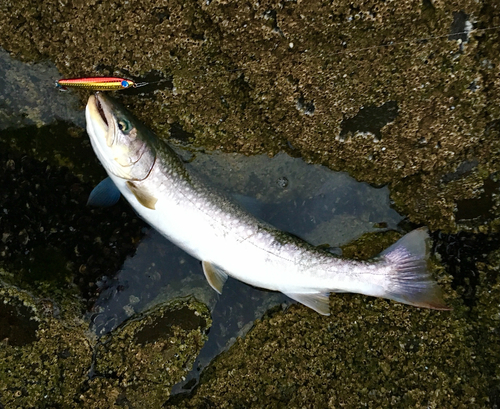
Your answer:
[86,300,210,408]
[0,285,92,407]
[0,289,39,347]
[169,300,496,408]
[0,139,147,310]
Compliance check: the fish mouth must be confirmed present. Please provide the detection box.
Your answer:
[95,93,109,128]
[87,93,114,146]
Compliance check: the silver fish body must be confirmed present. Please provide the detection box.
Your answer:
[85,93,449,315]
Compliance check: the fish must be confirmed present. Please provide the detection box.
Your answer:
[56,77,147,91]
[85,92,450,315]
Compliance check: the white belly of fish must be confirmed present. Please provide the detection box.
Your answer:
[108,164,385,301]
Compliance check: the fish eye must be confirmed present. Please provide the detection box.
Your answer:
[117,118,132,133]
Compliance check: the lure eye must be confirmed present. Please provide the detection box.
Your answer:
[117,118,132,133]
[121,80,131,88]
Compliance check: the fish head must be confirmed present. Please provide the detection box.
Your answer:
[86,92,156,181]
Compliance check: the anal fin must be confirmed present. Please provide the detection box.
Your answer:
[284,292,331,316]
[202,261,229,294]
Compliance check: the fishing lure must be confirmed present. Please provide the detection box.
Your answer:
[56,77,147,91]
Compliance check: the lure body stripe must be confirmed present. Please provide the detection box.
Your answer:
[56,77,136,91]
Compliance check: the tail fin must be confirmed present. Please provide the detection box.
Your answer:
[379,228,450,310]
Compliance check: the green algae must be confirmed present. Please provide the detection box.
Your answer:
[0,282,211,408]
[1,0,499,231]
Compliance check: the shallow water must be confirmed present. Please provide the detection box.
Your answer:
[0,48,83,130]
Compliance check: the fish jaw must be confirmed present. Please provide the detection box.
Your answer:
[86,93,155,181]
[86,94,127,179]
[86,94,113,146]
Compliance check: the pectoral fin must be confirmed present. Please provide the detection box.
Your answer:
[284,292,331,316]
[87,177,121,207]
[126,181,157,210]
[202,261,229,294]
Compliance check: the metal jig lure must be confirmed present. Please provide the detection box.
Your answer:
[56,77,148,91]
